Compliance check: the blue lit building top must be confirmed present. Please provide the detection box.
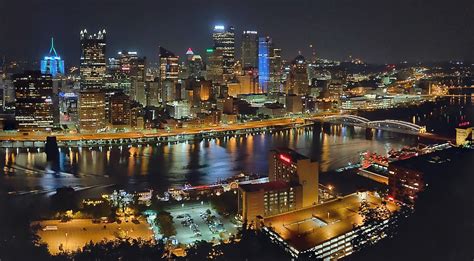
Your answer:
[41,38,65,77]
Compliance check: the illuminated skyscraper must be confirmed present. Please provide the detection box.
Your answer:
[287,54,309,95]
[212,25,235,81]
[40,38,65,77]
[79,89,106,132]
[159,47,179,83]
[205,47,224,84]
[269,48,282,93]
[13,71,54,131]
[80,29,106,90]
[241,31,258,69]
[258,36,272,93]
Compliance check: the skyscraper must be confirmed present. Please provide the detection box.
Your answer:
[241,31,258,70]
[269,48,282,93]
[79,89,106,132]
[258,36,272,93]
[159,47,179,83]
[13,71,54,131]
[205,48,224,84]
[40,38,65,77]
[159,47,179,104]
[212,25,235,81]
[287,54,309,95]
[80,29,106,90]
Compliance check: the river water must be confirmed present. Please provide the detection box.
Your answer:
[0,97,472,195]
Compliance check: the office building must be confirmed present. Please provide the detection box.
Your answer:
[159,46,179,86]
[269,48,282,93]
[241,31,258,69]
[212,25,235,81]
[388,147,461,204]
[285,94,303,113]
[80,29,107,89]
[259,193,399,259]
[287,54,309,95]
[117,50,146,82]
[166,100,190,119]
[239,148,319,223]
[205,48,224,84]
[13,71,54,131]
[258,36,272,93]
[79,89,106,132]
[109,91,130,128]
[40,38,65,77]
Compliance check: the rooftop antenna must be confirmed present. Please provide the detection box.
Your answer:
[49,37,58,57]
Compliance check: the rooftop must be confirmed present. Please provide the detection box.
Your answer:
[239,180,300,192]
[389,147,463,172]
[272,148,309,161]
[262,193,398,252]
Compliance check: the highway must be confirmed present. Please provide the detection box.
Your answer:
[0,117,310,142]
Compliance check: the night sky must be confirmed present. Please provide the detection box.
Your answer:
[0,0,472,66]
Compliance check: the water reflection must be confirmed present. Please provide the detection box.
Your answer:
[0,126,417,192]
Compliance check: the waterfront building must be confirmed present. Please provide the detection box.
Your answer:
[80,29,107,90]
[259,193,399,259]
[285,94,303,114]
[239,148,319,222]
[109,91,130,128]
[166,100,190,120]
[258,36,272,93]
[40,38,65,77]
[78,89,106,132]
[241,31,258,69]
[212,25,235,81]
[13,71,54,131]
[388,147,459,204]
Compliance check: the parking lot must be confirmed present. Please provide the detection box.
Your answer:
[166,202,238,245]
[33,218,153,255]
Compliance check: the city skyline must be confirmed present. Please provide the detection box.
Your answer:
[1,0,473,65]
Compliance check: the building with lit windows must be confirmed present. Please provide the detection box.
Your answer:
[13,71,54,131]
[80,29,107,90]
[40,38,65,77]
[159,47,179,84]
[388,147,460,204]
[79,89,106,132]
[205,48,224,84]
[212,25,235,81]
[109,91,130,128]
[238,148,318,222]
[269,47,282,93]
[258,36,272,93]
[259,192,400,260]
[166,100,190,120]
[287,54,309,95]
[241,31,258,69]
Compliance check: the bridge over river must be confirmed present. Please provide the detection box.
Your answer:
[308,115,427,135]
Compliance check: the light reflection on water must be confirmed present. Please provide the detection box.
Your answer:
[0,126,417,192]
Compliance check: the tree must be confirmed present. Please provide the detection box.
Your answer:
[155,211,176,238]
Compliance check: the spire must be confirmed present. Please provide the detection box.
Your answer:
[49,37,58,57]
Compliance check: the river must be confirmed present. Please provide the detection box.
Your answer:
[0,97,472,195]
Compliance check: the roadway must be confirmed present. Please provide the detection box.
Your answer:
[0,117,310,142]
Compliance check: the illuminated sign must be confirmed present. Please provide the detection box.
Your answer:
[214,25,225,30]
[279,154,292,164]
[206,48,214,53]
[458,121,470,127]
